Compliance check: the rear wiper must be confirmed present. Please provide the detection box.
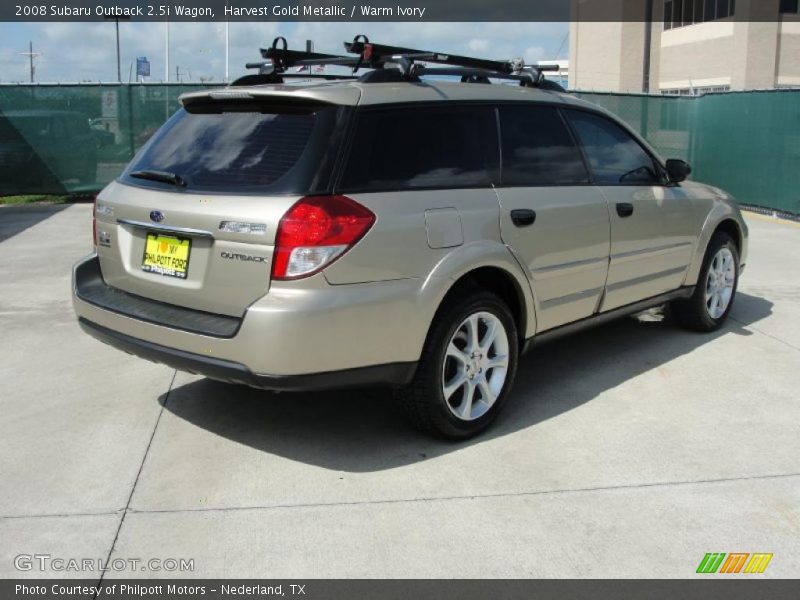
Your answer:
[129,169,186,187]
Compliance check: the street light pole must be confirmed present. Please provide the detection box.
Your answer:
[104,15,129,83]
[224,20,229,83]
[115,18,121,82]
[165,21,170,82]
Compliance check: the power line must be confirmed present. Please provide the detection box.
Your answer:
[554,31,568,59]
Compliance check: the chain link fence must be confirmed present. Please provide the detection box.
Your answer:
[0,84,798,215]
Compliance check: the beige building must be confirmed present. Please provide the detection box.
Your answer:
[569,0,800,93]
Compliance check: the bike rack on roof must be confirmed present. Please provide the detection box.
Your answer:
[231,35,566,92]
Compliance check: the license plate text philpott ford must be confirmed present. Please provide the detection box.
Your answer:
[142,233,191,279]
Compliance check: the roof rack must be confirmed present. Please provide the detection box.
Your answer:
[232,35,566,92]
[230,36,360,85]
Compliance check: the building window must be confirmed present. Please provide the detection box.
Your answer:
[661,85,730,96]
[780,0,799,14]
[694,0,704,21]
[683,0,694,25]
[664,0,735,30]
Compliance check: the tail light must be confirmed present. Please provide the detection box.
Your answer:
[271,195,375,280]
[92,197,97,249]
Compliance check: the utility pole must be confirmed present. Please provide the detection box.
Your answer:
[18,41,41,83]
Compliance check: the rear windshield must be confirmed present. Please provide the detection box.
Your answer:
[121,103,347,194]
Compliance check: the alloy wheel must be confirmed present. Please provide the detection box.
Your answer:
[705,247,735,319]
[441,311,510,421]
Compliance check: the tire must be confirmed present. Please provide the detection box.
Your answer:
[671,232,739,332]
[397,289,519,439]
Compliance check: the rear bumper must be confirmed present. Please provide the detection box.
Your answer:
[74,255,242,337]
[78,317,415,391]
[72,254,427,388]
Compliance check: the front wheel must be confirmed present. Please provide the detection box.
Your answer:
[671,232,739,332]
[397,290,519,439]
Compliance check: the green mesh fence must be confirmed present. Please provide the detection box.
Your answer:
[0,84,207,196]
[0,84,798,215]
[575,90,800,216]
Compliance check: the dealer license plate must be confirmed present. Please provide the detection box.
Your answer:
[142,233,191,279]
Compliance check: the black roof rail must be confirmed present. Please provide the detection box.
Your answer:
[231,72,359,86]
[233,35,566,91]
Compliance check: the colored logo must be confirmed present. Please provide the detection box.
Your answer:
[696,553,773,574]
[150,210,165,223]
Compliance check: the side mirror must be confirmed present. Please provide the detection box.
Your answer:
[666,159,692,183]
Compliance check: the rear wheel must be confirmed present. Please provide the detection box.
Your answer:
[672,232,739,332]
[398,290,519,439]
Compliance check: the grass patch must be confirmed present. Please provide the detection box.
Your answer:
[0,194,88,206]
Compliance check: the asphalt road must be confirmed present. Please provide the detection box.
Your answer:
[1,203,798,579]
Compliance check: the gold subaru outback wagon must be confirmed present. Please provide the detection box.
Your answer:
[72,39,748,438]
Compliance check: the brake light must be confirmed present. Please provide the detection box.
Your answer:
[92,197,97,249]
[272,195,375,280]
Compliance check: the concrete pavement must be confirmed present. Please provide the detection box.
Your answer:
[1,203,798,578]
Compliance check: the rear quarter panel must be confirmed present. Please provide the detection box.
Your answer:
[322,189,504,283]
[322,188,538,338]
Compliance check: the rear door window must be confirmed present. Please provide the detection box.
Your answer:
[339,105,498,192]
[565,109,661,185]
[499,105,589,186]
[121,103,346,194]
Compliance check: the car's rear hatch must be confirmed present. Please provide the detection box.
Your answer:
[93,86,357,318]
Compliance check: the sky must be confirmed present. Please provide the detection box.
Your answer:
[0,21,569,83]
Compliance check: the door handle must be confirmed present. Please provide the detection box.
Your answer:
[616,202,634,218]
[510,209,536,227]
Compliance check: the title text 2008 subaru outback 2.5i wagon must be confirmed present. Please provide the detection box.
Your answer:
[72,42,748,438]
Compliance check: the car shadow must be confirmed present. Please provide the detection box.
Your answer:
[161,292,773,473]
[0,203,70,243]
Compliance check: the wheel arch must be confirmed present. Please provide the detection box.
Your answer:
[684,206,747,286]
[417,242,539,356]
[713,218,743,255]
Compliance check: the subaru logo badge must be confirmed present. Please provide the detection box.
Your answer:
[150,210,165,223]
